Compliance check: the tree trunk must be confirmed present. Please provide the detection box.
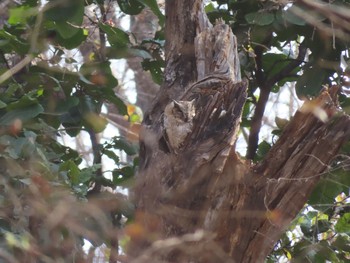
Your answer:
[130,1,350,262]
[128,7,159,113]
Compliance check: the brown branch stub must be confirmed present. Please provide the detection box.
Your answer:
[202,89,350,263]
[163,0,208,95]
[242,89,350,262]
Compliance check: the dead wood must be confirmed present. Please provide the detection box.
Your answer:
[130,1,350,262]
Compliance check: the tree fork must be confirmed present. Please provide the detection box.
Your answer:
[130,0,350,262]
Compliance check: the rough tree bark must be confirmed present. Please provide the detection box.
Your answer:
[130,1,350,262]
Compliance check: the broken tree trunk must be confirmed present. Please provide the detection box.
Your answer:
[130,0,350,262]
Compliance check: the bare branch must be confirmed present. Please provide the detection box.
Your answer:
[246,42,307,160]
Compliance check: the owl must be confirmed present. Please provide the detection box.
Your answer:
[163,100,196,152]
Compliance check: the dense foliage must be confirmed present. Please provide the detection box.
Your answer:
[0,0,349,262]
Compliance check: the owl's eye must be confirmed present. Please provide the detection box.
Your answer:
[172,101,186,120]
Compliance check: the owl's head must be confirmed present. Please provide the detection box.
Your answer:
[165,100,196,123]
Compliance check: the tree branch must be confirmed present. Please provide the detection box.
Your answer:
[246,42,307,160]
[244,90,350,262]
[254,46,265,88]
[87,129,102,194]
[246,84,270,159]
[163,0,209,95]
[133,1,350,262]
[265,42,307,87]
[98,2,107,61]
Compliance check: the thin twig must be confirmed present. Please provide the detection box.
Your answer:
[0,55,33,84]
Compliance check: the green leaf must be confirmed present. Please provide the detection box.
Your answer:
[99,23,130,49]
[112,137,137,155]
[83,113,108,133]
[283,8,306,26]
[49,141,81,163]
[0,30,29,55]
[0,104,44,125]
[285,5,326,26]
[43,97,79,115]
[4,83,22,98]
[8,6,37,25]
[55,28,88,49]
[255,141,271,161]
[129,113,141,123]
[7,94,38,110]
[79,94,98,114]
[335,213,350,234]
[308,179,341,207]
[2,133,37,160]
[84,0,104,4]
[206,9,232,25]
[275,117,289,130]
[299,216,313,237]
[112,166,134,185]
[117,0,144,15]
[333,235,350,252]
[308,168,350,208]
[205,3,216,13]
[80,61,118,89]
[245,12,275,26]
[60,106,82,124]
[103,149,120,164]
[296,66,327,99]
[340,139,350,153]
[141,59,164,85]
[0,218,11,233]
[106,47,152,60]
[60,108,83,137]
[242,101,252,118]
[262,53,290,79]
[23,0,39,7]
[117,0,165,26]
[127,48,153,59]
[60,160,80,185]
[44,0,85,48]
[55,5,84,39]
[99,88,127,115]
[80,165,101,184]
[314,241,340,263]
[313,219,330,234]
[55,21,80,39]
[44,0,84,22]
[69,95,107,133]
[0,100,7,109]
